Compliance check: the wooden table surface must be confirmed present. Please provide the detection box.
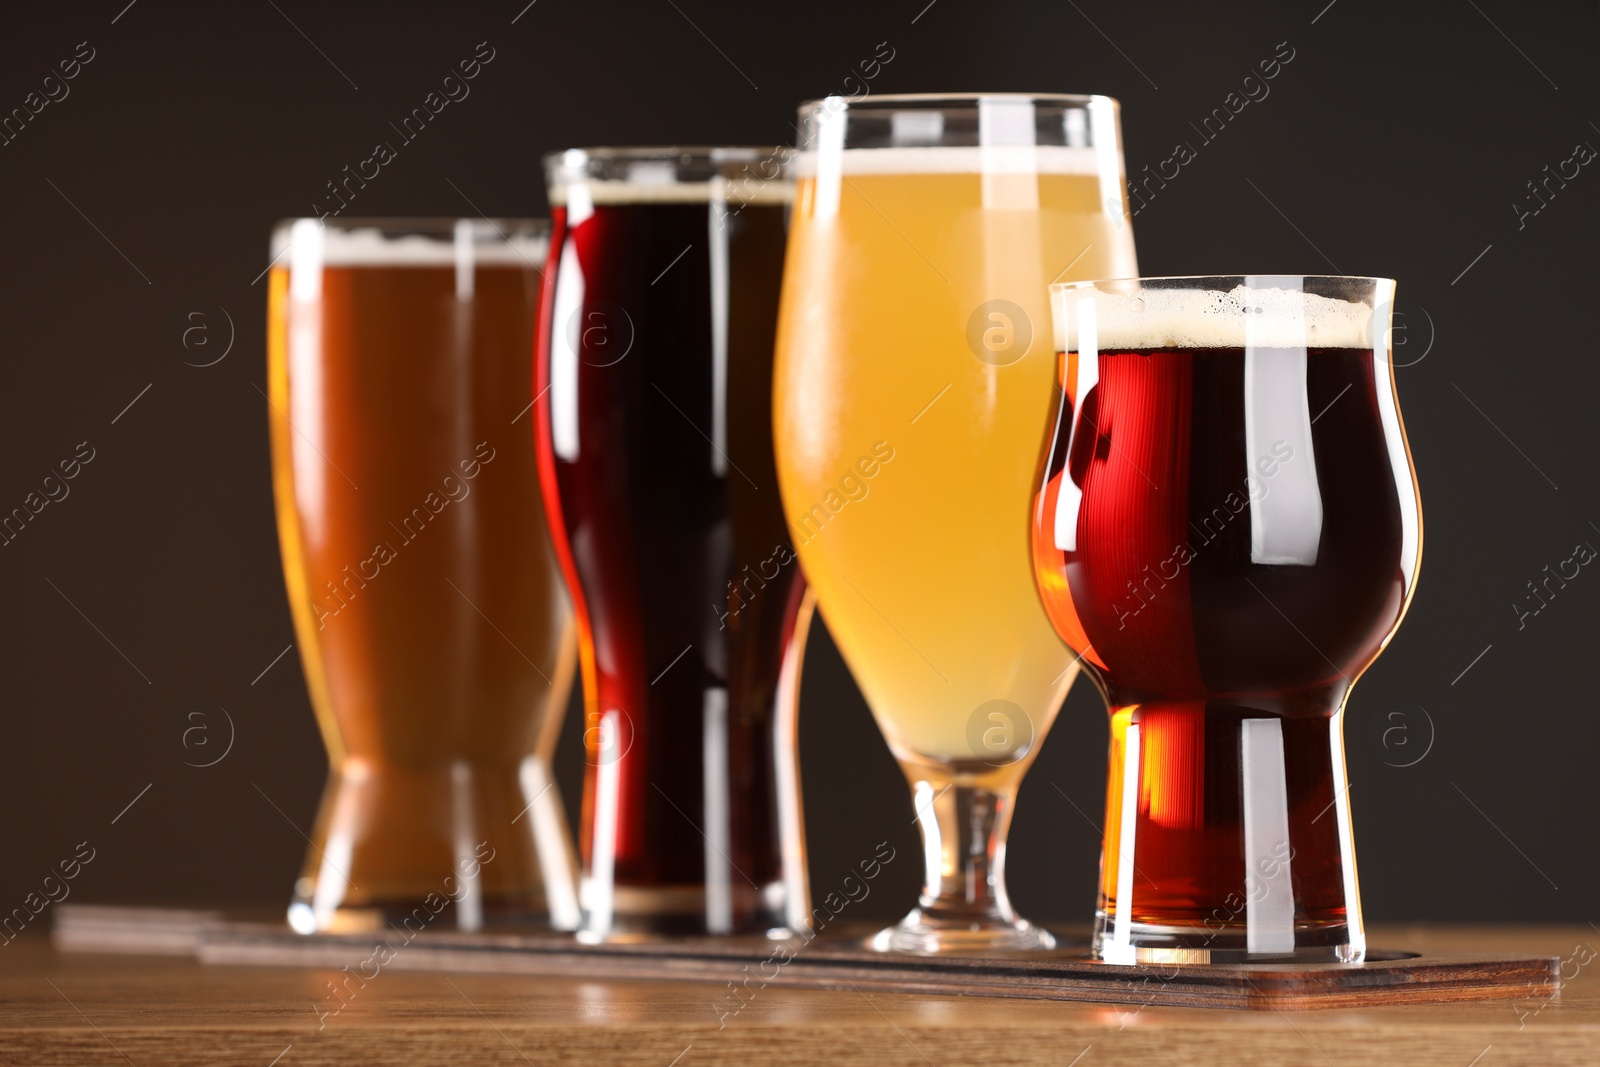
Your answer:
[4,925,1596,1065]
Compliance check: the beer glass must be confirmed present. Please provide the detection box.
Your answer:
[268,218,579,934]
[535,148,810,940]
[1034,276,1421,962]
[773,94,1140,952]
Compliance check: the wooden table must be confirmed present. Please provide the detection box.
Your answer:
[4,925,1595,1065]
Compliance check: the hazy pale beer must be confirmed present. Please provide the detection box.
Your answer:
[268,218,579,933]
[536,149,809,939]
[773,95,1140,951]
[777,153,1136,759]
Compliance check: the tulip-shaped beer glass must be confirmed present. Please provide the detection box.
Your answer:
[773,94,1139,952]
[1033,276,1422,962]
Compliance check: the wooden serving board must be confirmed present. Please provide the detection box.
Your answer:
[52,904,1558,1011]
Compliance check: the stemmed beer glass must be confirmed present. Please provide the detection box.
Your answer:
[773,94,1139,952]
[1033,276,1422,962]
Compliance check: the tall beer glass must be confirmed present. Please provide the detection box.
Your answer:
[1035,276,1421,962]
[536,149,809,940]
[773,95,1139,952]
[268,218,579,934]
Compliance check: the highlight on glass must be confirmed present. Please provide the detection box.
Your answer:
[1033,275,1422,963]
[773,93,1139,952]
[268,218,580,934]
[535,148,811,941]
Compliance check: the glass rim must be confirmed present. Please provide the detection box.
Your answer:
[266,217,549,265]
[797,91,1116,115]
[1051,273,1395,292]
[270,216,548,236]
[543,147,792,205]
[543,145,786,171]
[1048,274,1399,352]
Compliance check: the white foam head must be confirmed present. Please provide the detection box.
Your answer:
[1052,280,1389,352]
[268,220,547,267]
[546,178,791,206]
[545,149,792,207]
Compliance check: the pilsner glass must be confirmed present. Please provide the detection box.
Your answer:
[1034,276,1422,963]
[268,218,579,934]
[773,94,1139,952]
[535,148,810,940]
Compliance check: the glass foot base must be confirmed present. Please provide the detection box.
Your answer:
[870,909,1056,954]
[288,899,564,936]
[577,880,802,941]
[576,924,801,945]
[287,757,581,935]
[1094,918,1362,964]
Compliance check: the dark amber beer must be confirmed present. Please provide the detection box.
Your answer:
[1034,276,1421,962]
[268,218,579,933]
[535,149,809,939]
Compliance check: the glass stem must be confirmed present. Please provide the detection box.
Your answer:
[906,771,1019,926]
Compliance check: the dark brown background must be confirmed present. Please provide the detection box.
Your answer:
[0,0,1595,928]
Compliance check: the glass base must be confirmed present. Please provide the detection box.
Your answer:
[1093,916,1362,964]
[577,880,802,942]
[870,908,1056,954]
[289,757,579,935]
[288,899,564,936]
[577,923,801,945]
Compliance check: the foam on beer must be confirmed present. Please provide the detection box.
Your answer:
[1053,283,1380,352]
[269,223,548,267]
[546,177,791,206]
[790,144,1104,177]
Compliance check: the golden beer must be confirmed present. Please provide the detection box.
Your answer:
[268,219,579,934]
[775,156,1137,762]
